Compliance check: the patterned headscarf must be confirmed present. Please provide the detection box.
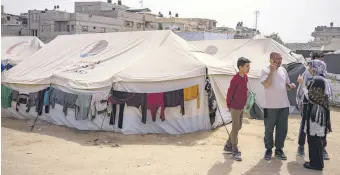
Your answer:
[307,59,327,76]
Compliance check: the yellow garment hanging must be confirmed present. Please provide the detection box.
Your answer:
[184,85,200,109]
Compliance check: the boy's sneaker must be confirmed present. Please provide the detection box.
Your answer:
[275,150,287,160]
[223,145,232,154]
[297,146,305,157]
[264,149,273,160]
[232,149,242,161]
[323,149,330,160]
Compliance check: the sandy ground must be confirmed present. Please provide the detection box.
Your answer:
[2,109,340,175]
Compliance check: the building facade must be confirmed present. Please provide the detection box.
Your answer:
[234,22,260,39]
[25,1,158,43]
[1,6,29,36]
[311,22,340,48]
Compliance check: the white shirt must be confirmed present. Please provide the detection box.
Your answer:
[260,66,290,109]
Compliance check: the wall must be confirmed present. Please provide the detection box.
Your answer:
[1,25,22,36]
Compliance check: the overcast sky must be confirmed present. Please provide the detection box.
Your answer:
[2,0,340,43]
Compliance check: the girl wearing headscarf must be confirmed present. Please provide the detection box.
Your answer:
[296,60,331,159]
[297,60,332,171]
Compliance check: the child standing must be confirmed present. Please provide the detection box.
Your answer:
[223,57,251,161]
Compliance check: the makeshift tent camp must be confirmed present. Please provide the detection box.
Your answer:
[2,30,235,134]
[191,38,303,119]
[176,32,234,41]
[1,36,44,65]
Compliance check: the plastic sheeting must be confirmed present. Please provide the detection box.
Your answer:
[2,77,213,134]
[176,32,234,41]
[1,36,44,65]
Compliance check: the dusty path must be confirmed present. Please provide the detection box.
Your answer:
[2,109,340,175]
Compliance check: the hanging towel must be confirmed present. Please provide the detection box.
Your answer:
[126,93,147,124]
[147,93,165,122]
[184,85,200,109]
[1,85,12,108]
[164,89,185,115]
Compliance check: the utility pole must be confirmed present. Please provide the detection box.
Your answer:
[255,10,260,31]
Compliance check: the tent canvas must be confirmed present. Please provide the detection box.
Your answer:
[191,38,302,119]
[176,31,234,41]
[1,36,44,65]
[2,30,234,134]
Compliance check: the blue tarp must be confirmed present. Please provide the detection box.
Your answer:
[176,32,234,41]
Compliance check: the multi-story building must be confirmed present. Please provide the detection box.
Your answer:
[156,17,198,31]
[26,1,158,43]
[311,22,340,48]
[234,22,260,39]
[156,17,217,32]
[1,6,29,36]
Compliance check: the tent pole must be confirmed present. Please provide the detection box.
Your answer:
[205,67,230,136]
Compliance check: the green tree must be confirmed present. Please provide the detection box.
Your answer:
[265,33,285,45]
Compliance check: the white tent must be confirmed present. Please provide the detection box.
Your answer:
[1,36,44,65]
[2,30,235,134]
[191,38,301,117]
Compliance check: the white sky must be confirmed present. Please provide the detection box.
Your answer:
[2,0,340,43]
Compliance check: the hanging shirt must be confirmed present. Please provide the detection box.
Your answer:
[63,93,78,117]
[26,92,38,112]
[184,85,200,109]
[147,93,165,122]
[90,92,109,119]
[75,95,92,120]
[1,85,12,108]
[50,89,66,108]
[44,88,51,105]
[126,93,147,124]
[164,89,185,115]
[1,63,5,72]
[11,90,19,101]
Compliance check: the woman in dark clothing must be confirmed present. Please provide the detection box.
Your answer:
[297,73,332,171]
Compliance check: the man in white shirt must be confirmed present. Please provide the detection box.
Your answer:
[260,52,296,160]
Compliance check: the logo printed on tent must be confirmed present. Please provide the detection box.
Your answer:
[6,41,30,56]
[204,45,218,55]
[80,40,109,58]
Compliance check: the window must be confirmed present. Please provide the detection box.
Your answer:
[6,16,10,21]
[100,27,105,33]
[32,13,38,22]
[31,30,38,36]
[66,25,70,32]
[71,25,75,31]
[41,24,51,32]
[82,26,88,32]
[54,21,67,32]
[93,26,96,29]
[124,21,133,27]
[137,23,142,29]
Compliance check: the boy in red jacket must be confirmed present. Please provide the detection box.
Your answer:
[223,57,251,161]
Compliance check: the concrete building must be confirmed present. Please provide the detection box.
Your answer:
[311,22,340,48]
[26,1,158,43]
[234,22,260,39]
[1,5,29,36]
[156,17,217,32]
[74,1,158,32]
[156,17,198,31]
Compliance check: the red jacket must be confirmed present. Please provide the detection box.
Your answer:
[226,73,248,110]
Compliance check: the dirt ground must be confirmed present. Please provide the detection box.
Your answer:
[2,109,340,175]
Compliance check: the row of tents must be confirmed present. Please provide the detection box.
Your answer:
[1,30,339,134]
